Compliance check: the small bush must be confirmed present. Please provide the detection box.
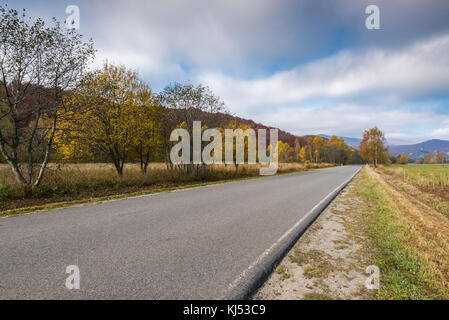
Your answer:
[0,184,12,200]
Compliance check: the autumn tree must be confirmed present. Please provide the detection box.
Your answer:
[312,136,325,163]
[299,146,307,163]
[277,140,294,162]
[59,63,149,176]
[306,136,314,162]
[435,152,446,164]
[293,139,301,162]
[217,122,256,172]
[129,83,165,174]
[322,136,350,164]
[322,136,339,164]
[423,152,434,164]
[399,153,409,164]
[158,82,229,175]
[359,127,389,167]
[158,82,228,133]
[0,6,94,186]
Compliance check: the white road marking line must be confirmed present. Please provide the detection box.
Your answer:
[223,166,361,298]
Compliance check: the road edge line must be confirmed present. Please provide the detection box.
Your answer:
[221,165,362,300]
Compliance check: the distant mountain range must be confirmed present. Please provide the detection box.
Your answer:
[320,134,449,159]
[388,139,449,158]
[175,109,449,160]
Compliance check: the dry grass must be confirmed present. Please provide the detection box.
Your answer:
[0,162,334,213]
[361,166,449,299]
[255,165,449,300]
[381,164,449,218]
[383,164,449,194]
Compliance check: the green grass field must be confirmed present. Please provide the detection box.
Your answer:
[384,164,449,194]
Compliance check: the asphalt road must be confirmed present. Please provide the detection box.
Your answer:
[0,165,361,299]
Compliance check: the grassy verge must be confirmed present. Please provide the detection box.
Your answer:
[355,166,449,299]
[0,180,240,218]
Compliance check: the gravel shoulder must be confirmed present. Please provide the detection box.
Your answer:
[252,173,377,300]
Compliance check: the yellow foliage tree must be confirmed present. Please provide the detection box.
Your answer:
[299,146,307,163]
[312,136,325,163]
[293,139,301,162]
[359,127,389,167]
[435,152,446,164]
[129,83,165,173]
[217,122,255,171]
[57,62,158,176]
[424,152,434,164]
[277,140,294,162]
[399,153,409,164]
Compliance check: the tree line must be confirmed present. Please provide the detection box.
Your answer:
[277,135,361,165]
[387,152,447,165]
[3,5,436,190]
[1,7,368,187]
[6,6,430,189]
[358,128,448,166]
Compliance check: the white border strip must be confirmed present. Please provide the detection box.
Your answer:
[222,165,362,299]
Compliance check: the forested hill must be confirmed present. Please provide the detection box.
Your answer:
[389,139,449,158]
[214,113,309,147]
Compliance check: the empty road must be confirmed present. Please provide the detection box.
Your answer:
[0,165,360,299]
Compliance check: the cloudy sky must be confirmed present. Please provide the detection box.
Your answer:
[7,0,449,144]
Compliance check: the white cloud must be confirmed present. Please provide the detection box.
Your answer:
[252,104,442,141]
[20,0,447,142]
[198,33,449,115]
[86,0,284,78]
[192,34,449,142]
[431,120,449,140]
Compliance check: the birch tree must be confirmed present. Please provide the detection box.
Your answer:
[0,6,94,186]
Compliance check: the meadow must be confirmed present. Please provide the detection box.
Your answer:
[383,164,449,193]
[0,162,334,214]
[357,166,449,299]
[380,164,449,217]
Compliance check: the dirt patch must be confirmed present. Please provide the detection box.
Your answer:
[252,179,378,300]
